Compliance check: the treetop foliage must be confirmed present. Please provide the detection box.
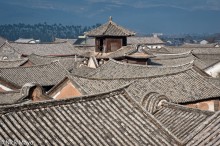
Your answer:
[0,23,101,42]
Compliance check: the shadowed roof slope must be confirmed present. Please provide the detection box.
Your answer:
[85,17,135,37]
[0,88,181,145]
[0,61,69,87]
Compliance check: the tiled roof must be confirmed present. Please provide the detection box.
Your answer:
[127,36,164,45]
[9,42,83,56]
[194,54,220,68]
[181,43,219,48]
[71,65,96,77]
[185,110,220,145]
[58,66,220,104]
[0,88,181,145]
[0,91,24,105]
[205,77,220,88]
[0,61,69,87]
[87,45,137,59]
[85,17,135,37]
[28,54,85,71]
[0,42,22,60]
[87,59,193,79]
[143,47,170,54]
[127,68,220,103]
[67,75,130,95]
[0,37,6,46]
[165,46,220,54]
[0,58,28,68]
[149,52,208,69]
[154,102,214,143]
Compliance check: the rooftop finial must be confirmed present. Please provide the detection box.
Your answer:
[109,16,112,22]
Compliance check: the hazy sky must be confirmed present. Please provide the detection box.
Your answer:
[0,0,220,34]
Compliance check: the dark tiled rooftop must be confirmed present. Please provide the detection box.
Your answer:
[0,61,69,87]
[0,88,181,145]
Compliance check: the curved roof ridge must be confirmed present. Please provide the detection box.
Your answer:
[0,85,129,114]
[85,17,135,37]
[87,67,193,80]
[161,102,214,116]
[109,58,194,68]
[10,41,69,45]
[154,50,192,57]
[0,60,62,69]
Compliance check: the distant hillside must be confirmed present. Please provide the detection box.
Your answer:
[0,23,101,42]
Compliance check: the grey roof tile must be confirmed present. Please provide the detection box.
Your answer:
[0,58,28,68]
[87,58,193,79]
[0,88,181,145]
[0,42,22,60]
[28,54,85,71]
[85,18,135,37]
[149,52,208,69]
[0,61,69,87]
[9,42,83,56]
[127,68,220,103]
[127,36,164,45]
[154,102,214,143]
[71,65,96,77]
[0,91,24,105]
[165,46,220,54]
[185,110,220,145]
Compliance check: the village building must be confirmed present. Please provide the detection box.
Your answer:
[0,58,29,68]
[0,41,22,60]
[0,83,51,105]
[164,45,220,78]
[84,17,135,54]
[86,58,193,79]
[147,51,208,69]
[27,54,86,71]
[127,36,165,49]
[0,88,183,145]
[47,61,220,112]
[153,102,214,143]
[0,61,69,92]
